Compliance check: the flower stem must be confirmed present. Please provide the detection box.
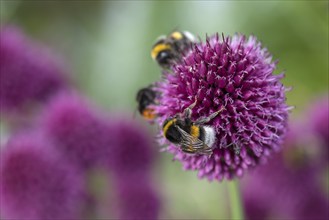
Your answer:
[228,179,245,220]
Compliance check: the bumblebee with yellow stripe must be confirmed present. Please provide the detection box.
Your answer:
[136,86,157,121]
[151,30,196,69]
[162,100,224,155]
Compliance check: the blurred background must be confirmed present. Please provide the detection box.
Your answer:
[1,1,328,219]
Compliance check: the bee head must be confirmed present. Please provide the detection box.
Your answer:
[151,39,171,60]
[162,117,182,144]
[136,88,146,102]
[136,87,156,103]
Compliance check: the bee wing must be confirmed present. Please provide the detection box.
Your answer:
[175,126,203,147]
[175,126,212,155]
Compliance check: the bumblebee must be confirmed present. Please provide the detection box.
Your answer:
[162,100,224,155]
[136,86,157,120]
[151,30,196,69]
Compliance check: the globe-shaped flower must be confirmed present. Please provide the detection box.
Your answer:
[0,26,69,115]
[0,132,85,219]
[113,175,161,219]
[241,120,328,220]
[41,92,113,170]
[108,117,156,175]
[154,34,290,181]
[308,96,329,150]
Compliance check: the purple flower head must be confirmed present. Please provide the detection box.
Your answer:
[0,26,69,115]
[108,117,156,175]
[154,34,290,181]
[41,92,112,170]
[308,95,329,149]
[114,176,161,219]
[241,120,329,220]
[0,132,85,219]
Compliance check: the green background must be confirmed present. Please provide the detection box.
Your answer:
[1,1,328,219]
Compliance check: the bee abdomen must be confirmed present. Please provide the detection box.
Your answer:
[201,126,216,148]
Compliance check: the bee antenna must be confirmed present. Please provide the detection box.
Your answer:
[233,144,241,155]
[218,106,225,113]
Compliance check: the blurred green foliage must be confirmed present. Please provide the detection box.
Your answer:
[1,1,328,219]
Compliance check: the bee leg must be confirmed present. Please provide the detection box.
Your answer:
[181,145,196,154]
[183,99,198,118]
[233,144,241,155]
[195,106,225,125]
[202,147,213,156]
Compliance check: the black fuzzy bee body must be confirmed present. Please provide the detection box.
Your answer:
[151,31,196,69]
[162,101,224,155]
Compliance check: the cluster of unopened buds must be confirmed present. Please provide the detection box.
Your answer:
[137,30,291,181]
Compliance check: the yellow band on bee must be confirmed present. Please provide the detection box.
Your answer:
[151,44,171,60]
[190,125,200,138]
[163,119,176,136]
[171,31,183,40]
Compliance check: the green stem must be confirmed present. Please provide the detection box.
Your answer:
[228,179,245,220]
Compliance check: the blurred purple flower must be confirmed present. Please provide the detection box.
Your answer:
[154,34,290,181]
[108,118,156,175]
[0,26,69,115]
[106,119,160,219]
[308,96,329,149]
[0,132,85,220]
[114,176,161,219]
[41,93,113,170]
[241,120,329,220]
